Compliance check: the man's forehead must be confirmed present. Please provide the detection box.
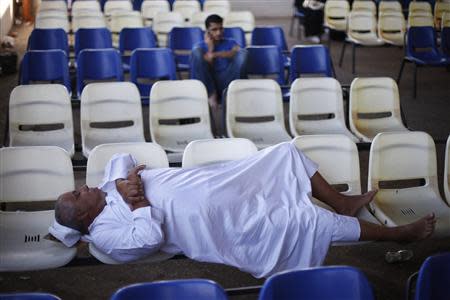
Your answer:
[208,22,223,30]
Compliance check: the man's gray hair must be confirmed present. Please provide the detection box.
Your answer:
[55,195,83,232]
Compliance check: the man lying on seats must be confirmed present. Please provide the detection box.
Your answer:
[50,142,435,278]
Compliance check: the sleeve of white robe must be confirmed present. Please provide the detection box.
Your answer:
[88,153,165,262]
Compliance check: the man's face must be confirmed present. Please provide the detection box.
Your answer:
[60,185,106,217]
[207,22,224,42]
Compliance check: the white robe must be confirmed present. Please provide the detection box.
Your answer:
[85,142,360,278]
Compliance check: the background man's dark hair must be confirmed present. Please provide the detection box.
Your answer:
[205,14,223,29]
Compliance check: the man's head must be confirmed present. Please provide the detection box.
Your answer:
[205,14,224,42]
[55,185,106,234]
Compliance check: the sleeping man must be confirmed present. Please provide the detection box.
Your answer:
[50,142,436,278]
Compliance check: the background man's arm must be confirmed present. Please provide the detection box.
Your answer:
[213,45,240,59]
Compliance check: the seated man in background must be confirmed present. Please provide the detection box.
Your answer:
[50,142,436,278]
[190,14,247,111]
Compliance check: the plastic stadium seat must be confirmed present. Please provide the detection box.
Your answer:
[203,0,231,18]
[409,1,433,15]
[169,27,203,71]
[110,279,228,300]
[152,12,185,47]
[379,1,403,14]
[225,79,292,149]
[19,50,71,93]
[182,138,258,168]
[324,0,350,32]
[110,11,144,48]
[9,84,74,157]
[441,10,450,28]
[104,0,133,18]
[39,0,67,12]
[36,10,64,19]
[119,28,157,72]
[289,78,358,142]
[339,11,384,74]
[0,293,61,299]
[141,0,170,26]
[434,2,450,29]
[349,77,409,142]
[378,12,406,46]
[293,135,380,224]
[224,11,255,45]
[246,46,286,86]
[74,28,113,58]
[76,48,124,97]
[72,14,107,32]
[28,28,69,55]
[408,12,434,27]
[352,0,377,15]
[190,11,209,30]
[223,27,246,47]
[414,253,450,300]
[251,26,290,67]
[173,0,201,23]
[71,0,102,15]
[80,82,145,157]
[149,80,214,163]
[445,135,450,204]
[130,48,177,102]
[289,45,334,82]
[35,15,70,32]
[0,146,76,271]
[258,266,375,300]
[368,131,450,238]
[397,26,449,98]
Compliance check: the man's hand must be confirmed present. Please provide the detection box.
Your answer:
[116,165,150,211]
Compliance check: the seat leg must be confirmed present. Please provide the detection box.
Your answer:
[413,64,417,98]
[339,41,346,67]
[352,43,356,74]
[397,59,406,83]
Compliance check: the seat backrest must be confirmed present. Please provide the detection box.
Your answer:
[352,0,376,15]
[169,27,203,51]
[141,0,170,25]
[203,0,231,17]
[35,15,70,32]
[246,46,285,85]
[435,2,450,25]
[86,142,169,187]
[173,0,201,22]
[368,131,439,191]
[76,48,124,96]
[258,266,374,300]
[190,11,209,30]
[9,84,74,156]
[409,1,432,14]
[80,82,145,157]
[72,0,102,14]
[324,0,350,30]
[130,48,177,99]
[119,27,156,55]
[104,0,133,16]
[379,1,403,13]
[39,0,67,12]
[414,253,450,300]
[72,14,107,32]
[445,135,450,204]
[406,26,438,55]
[348,11,377,37]
[0,146,74,202]
[153,11,185,34]
[290,45,333,82]
[442,11,450,27]
[111,279,228,300]
[110,11,144,34]
[0,292,62,299]
[74,27,113,58]
[251,26,288,51]
[378,12,406,35]
[289,78,346,136]
[20,50,71,93]
[223,27,246,47]
[149,80,213,150]
[224,11,255,32]
[182,138,258,168]
[28,28,69,55]
[408,13,434,27]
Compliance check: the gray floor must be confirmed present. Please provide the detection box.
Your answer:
[0,16,450,300]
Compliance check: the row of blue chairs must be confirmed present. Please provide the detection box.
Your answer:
[2,253,449,299]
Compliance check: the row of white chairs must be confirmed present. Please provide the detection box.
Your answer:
[1,131,449,270]
[8,78,408,161]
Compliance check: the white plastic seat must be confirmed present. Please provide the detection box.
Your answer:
[379,1,403,14]
[149,80,215,163]
[71,1,102,16]
[368,131,450,238]
[190,11,210,30]
[141,0,170,26]
[0,146,76,271]
[104,0,133,17]
[110,11,144,47]
[224,11,255,45]
[9,84,75,157]
[173,0,201,24]
[324,0,350,31]
[378,12,406,46]
[289,78,359,142]
[203,0,231,17]
[152,12,185,47]
[36,10,66,18]
[349,77,409,142]
[226,79,292,149]
[72,14,107,32]
[352,1,377,16]
[445,135,450,204]
[293,135,380,224]
[35,15,70,32]
[39,0,67,12]
[409,1,433,15]
[408,12,434,27]
[182,138,258,168]
[435,2,450,29]
[80,82,145,158]
[442,12,450,27]
[347,11,384,46]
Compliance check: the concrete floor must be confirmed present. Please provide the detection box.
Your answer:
[0,15,450,300]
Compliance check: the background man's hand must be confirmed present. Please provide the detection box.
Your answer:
[116,165,150,210]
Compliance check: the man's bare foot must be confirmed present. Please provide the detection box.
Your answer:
[335,190,377,216]
[394,213,436,242]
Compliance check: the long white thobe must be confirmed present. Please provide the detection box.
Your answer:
[84,142,360,278]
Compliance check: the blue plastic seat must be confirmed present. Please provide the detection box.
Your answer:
[129,48,177,103]
[258,266,375,300]
[397,26,449,97]
[110,279,228,300]
[19,50,71,93]
[442,27,450,58]
[224,27,246,47]
[289,45,335,83]
[251,26,289,67]
[413,252,450,300]
[27,28,69,55]
[74,27,113,59]
[119,27,157,72]
[0,293,61,299]
[76,48,124,97]
[168,27,204,71]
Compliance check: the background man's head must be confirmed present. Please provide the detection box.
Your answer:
[205,14,224,42]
